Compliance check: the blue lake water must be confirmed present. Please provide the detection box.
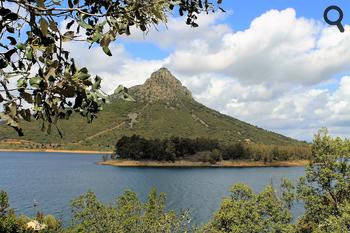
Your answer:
[0,152,305,226]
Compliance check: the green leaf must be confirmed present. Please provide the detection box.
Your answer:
[35,93,42,105]
[49,20,58,31]
[78,19,93,30]
[0,112,23,136]
[92,76,102,91]
[39,17,49,36]
[77,72,91,81]
[8,103,17,118]
[0,8,11,16]
[88,32,102,43]
[29,76,43,88]
[25,47,33,60]
[5,13,18,21]
[102,46,112,56]
[140,24,147,32]
[63,31,75,42]
[100,34,111,48]
[16,43,25,50]
[66,20,74,30]
[0,58,7,69]
[20,91,33,103]
[19,109,31,122]
[6,26,14,33]
[61,86,76,97]
[52,0,61,5]
[79,67,88,73]
[17,78,27,90]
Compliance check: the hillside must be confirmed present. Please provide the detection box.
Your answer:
[0,68,304,151]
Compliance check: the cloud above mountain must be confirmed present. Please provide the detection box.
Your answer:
[65,8,350,141]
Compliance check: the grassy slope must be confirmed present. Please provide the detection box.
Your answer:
[0,98,304,150]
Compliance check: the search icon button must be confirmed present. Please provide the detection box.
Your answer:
[324,5,345,33]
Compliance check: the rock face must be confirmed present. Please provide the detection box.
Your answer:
[129,68,192,102]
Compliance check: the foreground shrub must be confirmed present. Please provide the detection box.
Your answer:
[296,128,350,232]
[68,188,191,233]
[201,183,294,233]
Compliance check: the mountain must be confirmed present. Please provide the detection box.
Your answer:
[0,68,304,151]
[128,68,192,103]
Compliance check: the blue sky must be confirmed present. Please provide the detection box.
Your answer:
[122,0,350,59]
[221,0,350,29]
[66,1,350,141]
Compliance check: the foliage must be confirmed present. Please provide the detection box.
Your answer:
[0,190,61,232]
[314,202,350,233]
[69,188,192,233]
[115,135,220,161]
[0,190,21,233]
[0,0,223,135]
[190,150,220,164]
[200,129,350,233]
[296,128,350,232]
[221,142,311,161]
[115,135,310,162]
[201,183,295,233]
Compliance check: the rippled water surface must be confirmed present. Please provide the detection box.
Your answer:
[0,152,305,225]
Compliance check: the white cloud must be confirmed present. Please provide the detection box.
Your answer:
[126,12,231,49]
[166,9,350,86]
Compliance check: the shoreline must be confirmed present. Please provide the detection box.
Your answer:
[0,148,113,155]
[97,159,310,168]
[0,149,310,167]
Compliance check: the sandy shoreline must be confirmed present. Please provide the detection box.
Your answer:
[0,149,309,167]
[97,159,310,168]
[0,148,113,154]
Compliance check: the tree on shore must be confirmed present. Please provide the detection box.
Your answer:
[0,0,223,135]
[114,135,310,162]
[296,128,350,232]
[202,129,350,233]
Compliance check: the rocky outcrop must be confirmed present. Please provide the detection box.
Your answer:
[129,68,192,103]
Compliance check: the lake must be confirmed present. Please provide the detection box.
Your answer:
[0,152,305,226]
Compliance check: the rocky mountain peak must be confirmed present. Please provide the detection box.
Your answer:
[129,68,192,102]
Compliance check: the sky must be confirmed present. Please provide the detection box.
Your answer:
[65,0,350,142]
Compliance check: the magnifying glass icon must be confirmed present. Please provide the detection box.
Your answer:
[324,5,345,32]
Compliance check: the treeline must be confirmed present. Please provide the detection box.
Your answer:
[221,143,311,162]
[114,135,311,162]
[115,135,219,162]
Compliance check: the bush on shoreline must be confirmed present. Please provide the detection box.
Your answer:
[114,135,311,162]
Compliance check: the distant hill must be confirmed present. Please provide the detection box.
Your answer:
[0,68,305,150]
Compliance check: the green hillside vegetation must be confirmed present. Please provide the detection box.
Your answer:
[0,68,306,151]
